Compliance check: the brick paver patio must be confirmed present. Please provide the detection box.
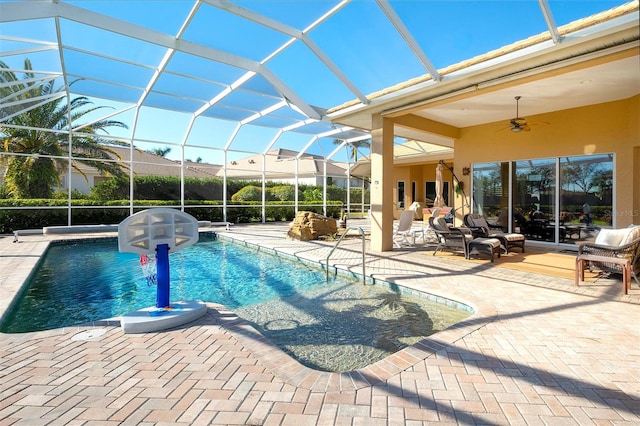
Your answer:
[1,222,638,424]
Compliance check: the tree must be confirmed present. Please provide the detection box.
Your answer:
[561,162,603,195]
[0,59,129,198]
[332,138,371,162]
[149,147,172,157]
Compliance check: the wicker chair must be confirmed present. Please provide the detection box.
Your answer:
[463,213,526,253]
[578,226,640,285]
[429,216,473,258]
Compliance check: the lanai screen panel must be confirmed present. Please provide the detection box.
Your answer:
[0,0,629,224]
[2,0,627,154]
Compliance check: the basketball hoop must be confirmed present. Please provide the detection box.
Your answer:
[140,254,157,286]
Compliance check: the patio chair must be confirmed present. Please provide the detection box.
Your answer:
[393,210,423,247]
[577,225,640,288]
[429,216,473,258]
[513,211,568,241]
[416,207,442,243]
[463,213,526,253]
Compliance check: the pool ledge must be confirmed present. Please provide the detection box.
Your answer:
[120,300,207,334]
[209,293,496,392]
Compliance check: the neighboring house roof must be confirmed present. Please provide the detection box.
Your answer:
[70,145,222,179]
[217,148,349,180]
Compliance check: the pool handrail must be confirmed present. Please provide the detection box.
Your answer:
[325,226,366,285]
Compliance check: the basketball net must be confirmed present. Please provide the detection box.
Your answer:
[140,254,157,286]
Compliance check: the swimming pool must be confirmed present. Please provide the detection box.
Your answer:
[1,233,472,371]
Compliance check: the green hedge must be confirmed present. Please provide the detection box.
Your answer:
[1,175,366,232]
[0,199,343,233]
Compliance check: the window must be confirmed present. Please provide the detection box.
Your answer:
[560,154,613,228]
[472,154,613,244]
[425,181,449,207]
[411,181,416,203]
[397,181,405,209]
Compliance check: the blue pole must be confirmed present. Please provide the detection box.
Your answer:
[156,244,170,308]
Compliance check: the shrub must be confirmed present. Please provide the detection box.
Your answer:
[326,185,346,203]
[231,185,262,201]
[270,185,295,201]
[302,187,322,201]
[52,189,86,199]
[90,176,129,200]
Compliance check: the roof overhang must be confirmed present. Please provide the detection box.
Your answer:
[327,6,640,145]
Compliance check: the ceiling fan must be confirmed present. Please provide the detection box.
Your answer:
[509,96,529,132]
[502,96,550,133]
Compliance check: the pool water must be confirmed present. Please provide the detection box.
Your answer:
[1,234,471,372]
[237,283,470,372]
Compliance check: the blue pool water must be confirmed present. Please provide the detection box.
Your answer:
[1,234,340,333]
[1,233,472,371]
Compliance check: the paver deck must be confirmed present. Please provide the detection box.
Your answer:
[1,222,639,425]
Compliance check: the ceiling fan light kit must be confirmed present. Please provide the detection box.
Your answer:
[510,96,526,133]
[504,96,544,133]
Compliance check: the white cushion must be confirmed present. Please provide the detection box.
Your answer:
[470,238,501,248]
[501,233,525,241]
[595,228,632,246]
[621,225,640,245]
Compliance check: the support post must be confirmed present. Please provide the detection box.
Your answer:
[156,244,170,308]
[370,114,394,252]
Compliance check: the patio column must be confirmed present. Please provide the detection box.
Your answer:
[370,113,394,252]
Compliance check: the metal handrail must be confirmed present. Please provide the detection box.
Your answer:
[325,226,366,284]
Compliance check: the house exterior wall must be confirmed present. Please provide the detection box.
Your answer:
[452,95,639,227]
[58,172,101,194]
[392,163,453,219]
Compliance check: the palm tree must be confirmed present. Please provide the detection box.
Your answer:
[332,138,371,162]
[149,147,172,157]
[0,59,129,198]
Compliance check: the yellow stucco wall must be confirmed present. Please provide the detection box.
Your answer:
[453,95,639,227]
[392,163,453,219]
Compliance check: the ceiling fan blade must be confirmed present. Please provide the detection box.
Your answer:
[528,121,550,126]
[505,97,545,133]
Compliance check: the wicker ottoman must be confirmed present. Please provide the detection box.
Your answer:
[467,238,502,262]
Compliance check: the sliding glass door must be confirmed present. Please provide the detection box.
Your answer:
[513,158,556,241]
[559,154,613,240]
[472,154,613,245]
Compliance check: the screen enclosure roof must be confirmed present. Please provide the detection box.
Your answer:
[0,0,637,166]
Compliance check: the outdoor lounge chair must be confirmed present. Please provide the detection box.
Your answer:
[463,213,526,253]
[393,210,423,247]
[577,225,640,290]
[429,216,473,258]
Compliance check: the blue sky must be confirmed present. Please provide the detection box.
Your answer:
[0,0,628,164]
